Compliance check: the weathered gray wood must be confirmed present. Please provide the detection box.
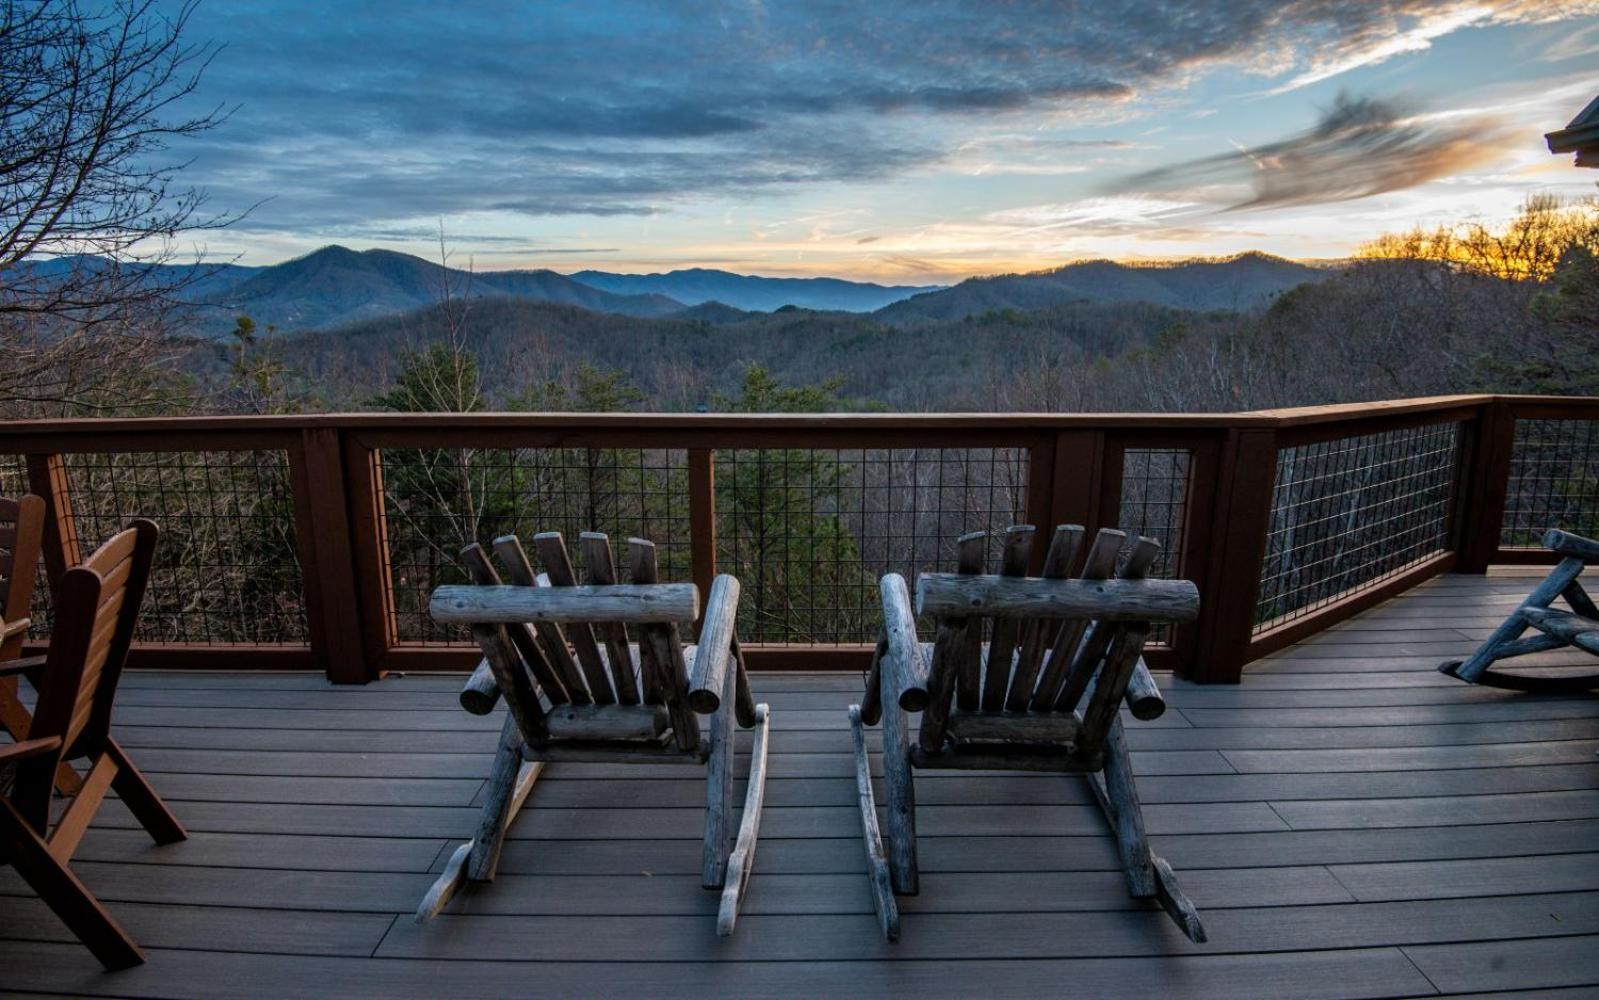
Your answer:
[1522,607,1599,654]
[1006,525,1080,711]
[413,843,469,923]
[626,540,670,705]
[946,710,1081,745]
[880,573,929,712]
[982,526,1035,711]
[1447,557,1585,682]
[731,639,758,729]
[716,702,770,936]
[918,574,1199,623]
[848,704,900,942]
[492,535,591,704]
[431,583,700,627]
[859,636,887,726]
[461,543,571,707]
[534,532,618,703]
[879,632,919,895]
[625,537,702,749]
[1124,659,1165,721]
[910,744,1102,773]
[688,574,740,714]
[544,703,670,741]
[467,715,543,882]
[702,652,736,889]
[1079,623,1153,751]
[458,659,499,716]
[519,742,704,765]
[917,616,968,753]
[580,533,640,704]
[1545,528,1599,562]
[1151,856,1207,943]
[468,623,548,747]
[1034,528,1124,711]
[1088,716,1156,897]
[953,530,986,712]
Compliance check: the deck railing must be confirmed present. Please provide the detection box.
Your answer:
[2,394,1595,683]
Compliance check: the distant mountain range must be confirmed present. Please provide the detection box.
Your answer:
[875,252,1327,322]
[570,268,942,313]
[18,245,1329,336]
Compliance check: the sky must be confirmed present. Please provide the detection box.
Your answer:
[165,0,1599,284]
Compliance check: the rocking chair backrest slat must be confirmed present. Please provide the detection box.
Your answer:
[628,538,700,749]
[1004,525,1082,711]
[952,531,986,712]
[1032,528,1123,711]
[491,535,592,705]
[533,532,618,704]
[460,544,571,706]
[1054,536,1162,716]
[980,526,1034,711]
[580,532,640,705]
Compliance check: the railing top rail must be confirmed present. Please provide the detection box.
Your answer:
[0,395,1592,443]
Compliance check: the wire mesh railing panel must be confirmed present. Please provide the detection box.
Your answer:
[714,447,1028,644]
[1501,418,1599,548]
[380,447,691,644]
[61,451,309,645]
[1254,422,1459,632]
[1119,448,1192,644]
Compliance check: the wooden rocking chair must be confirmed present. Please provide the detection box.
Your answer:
[850,524,1205,943]
[0,519,187,970]
[1440,528,1599,692]
[416,531,772,936]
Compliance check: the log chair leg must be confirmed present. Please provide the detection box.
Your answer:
[716,703,771,936]
[879,689,919,896]
[1088,716,1205,943]
[702,662,737,890]
[415,715,542,923]
[2,801,143,970]
[849,704,900,942]
[105,740,186,845]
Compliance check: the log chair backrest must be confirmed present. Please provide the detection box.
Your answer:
[0,494,46,641]
[915,524,1199,754]
[25,520,158,773]
[429,531,703,750]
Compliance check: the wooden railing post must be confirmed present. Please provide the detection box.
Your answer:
[289,429,375,683]
[688,448,716,628]
[1454,399,1515,574]
[1047,430,1109,535]
[25,453,80,587]
[1187,428,1277,683]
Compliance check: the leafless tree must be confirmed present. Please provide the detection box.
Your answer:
[0,0,234,413]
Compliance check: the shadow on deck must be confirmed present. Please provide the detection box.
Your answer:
[2,569,1597,998]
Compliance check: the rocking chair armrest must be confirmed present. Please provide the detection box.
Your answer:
[0,617,29,641]
[0,735,62,764]
[1124,658,1166,721]
[880,574,929,711]
[1544,529,1599,563]
[688,575,741,714]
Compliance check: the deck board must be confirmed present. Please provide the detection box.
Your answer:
[2,570,1596,998]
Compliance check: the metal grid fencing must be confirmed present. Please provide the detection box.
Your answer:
[714,447,1028,644]
[1118,447,1192,643]
[380,446,691,643]
[1254,422,1459,632]
[1501,418,1599,549]
[63,451,308,645]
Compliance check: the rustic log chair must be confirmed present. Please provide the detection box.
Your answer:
[850,523,1205,943]
[417,530,772,936]
[1440,528,1599,692]
[0,519,187,970]
[2,493,87,796]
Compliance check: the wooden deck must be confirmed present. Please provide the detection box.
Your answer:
[3,568,1598,998]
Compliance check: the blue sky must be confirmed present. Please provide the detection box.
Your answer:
[168,0,1599,282]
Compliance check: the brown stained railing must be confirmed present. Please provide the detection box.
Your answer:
[0,395,1595,684]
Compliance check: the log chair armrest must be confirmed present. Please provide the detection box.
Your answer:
[880,574,929,712]
[1544,529,1599,563]
[0,735,62,763]
[688,575,741,715]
